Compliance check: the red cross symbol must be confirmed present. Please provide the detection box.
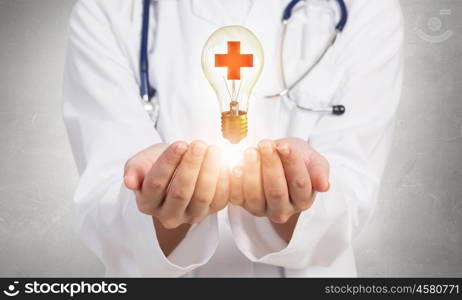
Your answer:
[215,41,254,80]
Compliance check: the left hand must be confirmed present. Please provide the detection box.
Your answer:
[230,138,330,224]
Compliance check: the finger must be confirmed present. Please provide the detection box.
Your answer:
[124,152,158,191]
[160,140,207,228]
[138,142,188,213]
[259,140,293,223]
[277,143,314,211]
[124,143,171,190]
[187,146,221,223]
[209,165,230,213]
[230,166,244,206]
[124,165,146,191]
[242,148,266,216]
[306,150,330,192]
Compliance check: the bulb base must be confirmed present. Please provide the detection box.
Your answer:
[221,111,248,144]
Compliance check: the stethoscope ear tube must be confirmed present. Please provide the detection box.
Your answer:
[283,0,348,31]
[335,0,348,31]
[272,0,348,116]
[282,0,302,22]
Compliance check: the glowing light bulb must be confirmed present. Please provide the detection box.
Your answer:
[219,139,248,169]
[202,25,264,144]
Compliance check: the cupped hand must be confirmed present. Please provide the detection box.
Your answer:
[230,138,329,224]
[124,140,229,229]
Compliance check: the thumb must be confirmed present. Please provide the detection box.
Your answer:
[124,168,144,191]
[124,157,152,191]
[123,143,169,191]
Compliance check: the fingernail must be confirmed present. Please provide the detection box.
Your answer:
[245,148,258,162]
[175,143,188,154]
[233,167,242,178]
[192,142,206,156]
[277,144,290,156]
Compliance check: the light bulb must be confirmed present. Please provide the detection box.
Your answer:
[201,25,264,144]
[219,138,250,169]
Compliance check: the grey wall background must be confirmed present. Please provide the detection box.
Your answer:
[0,0,460,277]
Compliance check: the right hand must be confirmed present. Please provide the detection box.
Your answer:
[124,141,229,229]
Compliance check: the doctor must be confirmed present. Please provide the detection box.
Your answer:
[63,0,403,277]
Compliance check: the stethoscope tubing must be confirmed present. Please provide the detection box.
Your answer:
[140,0,155,102]
[283,0,347,30]
[139,0,347,117]
[270,0,347,115]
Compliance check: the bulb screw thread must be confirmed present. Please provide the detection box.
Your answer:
[221,111,248,144]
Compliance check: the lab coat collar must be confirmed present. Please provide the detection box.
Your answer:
[190,0,257,26]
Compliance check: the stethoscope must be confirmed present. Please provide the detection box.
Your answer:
[139,0,348,124]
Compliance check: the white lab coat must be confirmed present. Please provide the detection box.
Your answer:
[63,0,403,277]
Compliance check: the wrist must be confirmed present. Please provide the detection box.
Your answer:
[153,216,191,257]
[270,213,300,243]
